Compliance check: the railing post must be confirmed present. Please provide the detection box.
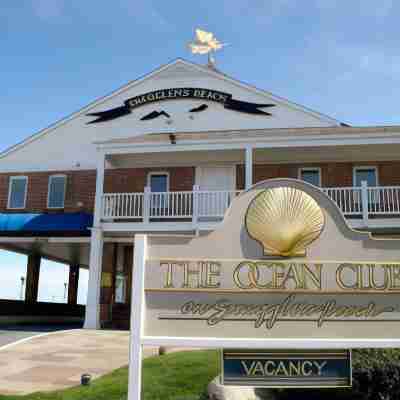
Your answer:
[143,186,151,224]
[361,180,369,227]
[192,185,199,226]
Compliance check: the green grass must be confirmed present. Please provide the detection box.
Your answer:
[0,350,219,400]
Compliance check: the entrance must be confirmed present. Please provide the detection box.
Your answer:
[196,165,235,191]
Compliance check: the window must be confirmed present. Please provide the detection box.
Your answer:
[8,176,27,209]
[47,175,66,208]
[148,172,169,192]
[299,168,321,187]
[353,167,378,187]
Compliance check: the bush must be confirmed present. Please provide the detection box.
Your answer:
[274,349,400,400]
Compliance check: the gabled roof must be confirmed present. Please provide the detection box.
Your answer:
[0,58,342,159]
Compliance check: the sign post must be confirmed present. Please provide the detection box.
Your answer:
[128,235,147,400]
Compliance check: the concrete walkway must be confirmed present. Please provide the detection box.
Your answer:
[0,329,157,395]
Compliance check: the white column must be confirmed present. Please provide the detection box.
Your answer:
[128,235,147,400]
[245,146,253,190]
[192,184,200,226]
[361,180,369,227]
[93,151,105,226]
[143,186,151,224]
[84,151,106,329]
[83,227,103,329]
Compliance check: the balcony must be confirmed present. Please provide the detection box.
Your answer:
[101,185,400,231]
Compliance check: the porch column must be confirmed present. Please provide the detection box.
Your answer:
[84,227,103,329]
[25,253,41,303]
[84,151,105,329]
[245,146,253,190]
[68,264,80,305]
[93,151,105,226]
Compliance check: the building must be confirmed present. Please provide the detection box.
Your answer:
[1,58,400,329]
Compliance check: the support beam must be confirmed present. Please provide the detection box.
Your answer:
[68,264,80,305]
[245,146,253,190]
[83,228,103,329]
[25,253,41,303]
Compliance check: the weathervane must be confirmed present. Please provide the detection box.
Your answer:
[188,29,227,68]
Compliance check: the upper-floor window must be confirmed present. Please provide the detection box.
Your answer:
[8,176,28,209]
[47,175,67,208]
[353,167,378,187]
[299,168,321,187]
[148,172,169,192]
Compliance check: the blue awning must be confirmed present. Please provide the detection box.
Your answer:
[0,213,93,236]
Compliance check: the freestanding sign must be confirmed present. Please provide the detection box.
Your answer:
[222,349,351,388]
[128,179,400,399]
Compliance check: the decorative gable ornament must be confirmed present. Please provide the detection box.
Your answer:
[188,28,228,67]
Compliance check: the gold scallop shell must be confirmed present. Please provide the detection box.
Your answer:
[245,187,325,257]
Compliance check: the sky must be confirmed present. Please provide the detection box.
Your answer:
[0,0,399,302]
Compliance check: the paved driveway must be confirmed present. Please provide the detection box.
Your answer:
[0,324,82,347]
[0,329,157,395]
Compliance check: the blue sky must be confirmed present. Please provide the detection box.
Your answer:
[0,0,399,302]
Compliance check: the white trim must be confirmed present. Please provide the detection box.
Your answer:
[141,336,400,349]
[47,174,67,209]
[7,176,28,210]
[298,167,322,187]
[147,171,170,192]
[98,133,400,155]
[353,165,379,186]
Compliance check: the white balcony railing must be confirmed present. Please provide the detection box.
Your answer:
[102,188,241,222]
[102,184,400,226]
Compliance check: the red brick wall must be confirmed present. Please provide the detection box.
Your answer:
[1,163,398,213]
[103,167,195,193]
[236,161,400,189]
[0,170,96,213]
[0,167,195,213]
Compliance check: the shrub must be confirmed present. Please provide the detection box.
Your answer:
[274,349,400,400]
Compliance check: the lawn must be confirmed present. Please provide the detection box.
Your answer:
[0,350,219,400]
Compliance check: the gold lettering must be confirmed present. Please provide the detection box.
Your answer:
[303,264,322,289]
[273,263,287,288]
[161,262,174,288]
[233,261,255,289]
[204,262,221,288]
[389,265,400,290]
[336,263,358,290]
[368,264,388,290]
[181,262,201,288]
